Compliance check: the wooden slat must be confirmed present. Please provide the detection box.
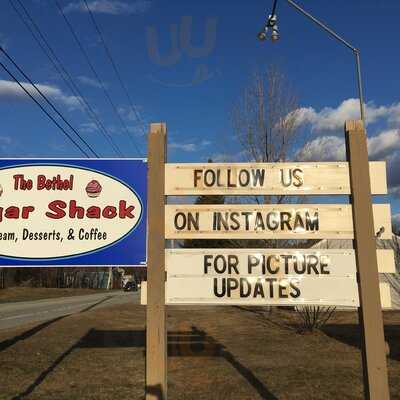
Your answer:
[376,250,396,273]
[166,276,359,307]
[140,281,392,308]
[165,162,387,195]
[165,249,396,276]
[165,204,392,240]
[380,282,392,309]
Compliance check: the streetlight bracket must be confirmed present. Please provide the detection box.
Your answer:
[268,0,365,123]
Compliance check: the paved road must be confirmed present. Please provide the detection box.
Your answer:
[0,291,141,331]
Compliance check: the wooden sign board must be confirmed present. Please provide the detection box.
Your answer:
[165,204,392,240]
[141,249,395,307]
[146,121,392,400]
[140,281,392,308]
[165,276,360,306]
[166,249,396,277]
[165,162,387,195]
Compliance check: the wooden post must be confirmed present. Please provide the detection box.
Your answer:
[345,120,390,400]
[146,123,167,400]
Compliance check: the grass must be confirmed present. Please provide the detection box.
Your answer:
[0,287,111,304]
[0,304,399,399]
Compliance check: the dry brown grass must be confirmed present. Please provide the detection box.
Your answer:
[0,304,399,399]
[0,288,110,304]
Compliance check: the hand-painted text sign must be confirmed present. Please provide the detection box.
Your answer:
[165,204,392,240]
[163,249,394,306]
[0,159,147,266]
[165,162,387,195]
[166,249,396,277]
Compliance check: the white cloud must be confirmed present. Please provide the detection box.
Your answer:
[387,151,400,197]
[211,149,248,163]
[0,135,15,155]
[390,187,400,197]
[386,103,400,125]
[113,106,146,137]
[296,129,400,197]
[368,130,400,159]
[392,214,400,230]
[169,139,212,153]
[0,80,81,110]
[118,106,142,123]
[64,0,151,15]
[294,97,400,197]
[105,123,144,138]
[77,75,104,89]
[127,125,146,137]
[169,142,196,152]
[296,136,346,161]
[0,136,12,145]
[295,98,400,132]
[297,129,400,162]
[211,153,230,162]
[80,122,98,133]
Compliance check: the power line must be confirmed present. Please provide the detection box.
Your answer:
[82,0,147,137]
[0,46,100,157]
[54,0,144,157]
[9,0,124,157]
[0,59,92,157]
[11,0,123,157]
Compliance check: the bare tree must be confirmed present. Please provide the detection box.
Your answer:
[230,66,325,320]
[229,65,318,246]
[232,66,301,171]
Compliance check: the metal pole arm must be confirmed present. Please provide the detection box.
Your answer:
[286,0,357,52]
[285,0,365,123]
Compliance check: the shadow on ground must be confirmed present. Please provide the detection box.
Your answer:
[322,323,400,362]
[11,325,277,400]
[0,316,65,353]
[169,326,277,399]
[83,326,277,399]
[2,296,114,399]
[0,295,114,355]
[234,306,295,332]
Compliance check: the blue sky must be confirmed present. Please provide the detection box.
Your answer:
[0,0,399,225]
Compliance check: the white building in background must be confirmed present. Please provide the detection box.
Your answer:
[311,235,400,310]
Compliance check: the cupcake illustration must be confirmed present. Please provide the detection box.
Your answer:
[86,180,102,198]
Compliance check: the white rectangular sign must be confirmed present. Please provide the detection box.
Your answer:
[166,276,359,306]
[166,249,396,277]
[161,249,395,307]
[141,281,392,308]
[165,162,387,195]
[165,204,392,240]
